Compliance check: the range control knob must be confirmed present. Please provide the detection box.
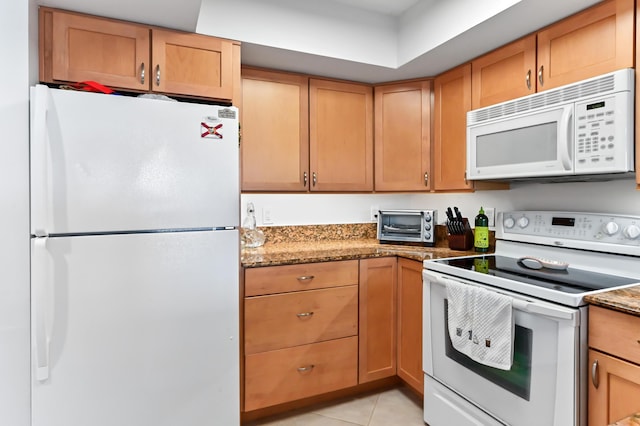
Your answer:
[503,217,515,229]
[517,216,530,229]
[602,221,619,236]
[623,224,640,240]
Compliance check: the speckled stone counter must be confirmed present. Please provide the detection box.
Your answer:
[241,223,481,268]
[610,412,640,425]
[585,286,640,317]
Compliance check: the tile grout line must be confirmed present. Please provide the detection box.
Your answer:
[365,393,381,426]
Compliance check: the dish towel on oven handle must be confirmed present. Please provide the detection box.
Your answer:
[445,279,514,370]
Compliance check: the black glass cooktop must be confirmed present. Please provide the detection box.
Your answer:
[433,255,639,294]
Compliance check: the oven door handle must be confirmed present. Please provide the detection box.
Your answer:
[512,299,576,322]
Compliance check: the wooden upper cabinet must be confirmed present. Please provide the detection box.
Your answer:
[151,29,234,99]
[374,81,432,191]
[537,0,634,91]
[471,35,536,109]
[433,64,473,192]
[637,0,640,190]
[40,8,149,91]
[309,79,374,192]
[39,7,237,101]
[241,68,309,191]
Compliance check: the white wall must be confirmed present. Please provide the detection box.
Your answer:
[0,0,32,425]
[241,178,640,227]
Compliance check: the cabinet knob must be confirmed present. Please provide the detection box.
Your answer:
[538,66,544,87]
[296,312,314,318]
[303,171,308,187]
[296,275,315,282]
[297,365,315,373]
[155,64,161,86]
[140,63,145,84]
[591,359,599,389]
[424,172,429,186]
[525,69,531,90]
[312,172,317,187]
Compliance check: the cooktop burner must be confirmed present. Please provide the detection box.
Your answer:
[434,255,638,294]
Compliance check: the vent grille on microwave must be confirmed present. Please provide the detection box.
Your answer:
[468,69,627,125]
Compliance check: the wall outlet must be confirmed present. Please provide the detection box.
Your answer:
[262,207,274,225]
[370,205,379,222]
[485,207,495,228]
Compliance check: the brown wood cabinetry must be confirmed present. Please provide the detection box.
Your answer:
[374,81,432,191]
[588,306,640,425]
[241,68,309,191]
[472,0,633,109]
[243,261,359,412]
[537,0,633,92]
[471,35,536,110]
[433,64,473,192]
[359,257,397,383]
[39,7,237,101]
[310,79,374,191]
[397,258,424,395]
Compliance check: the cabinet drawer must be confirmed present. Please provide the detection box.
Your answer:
[589,305,640,365]
[244,336,358,411]
[245,285,358,354]
[244,260,359,296]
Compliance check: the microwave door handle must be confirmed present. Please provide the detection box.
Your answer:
[559,106,573,170]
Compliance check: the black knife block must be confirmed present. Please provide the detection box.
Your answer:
[447,218,474,250]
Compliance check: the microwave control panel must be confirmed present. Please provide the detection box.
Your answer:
[574,91,633,172]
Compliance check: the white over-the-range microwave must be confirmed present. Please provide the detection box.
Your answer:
[466,68,634,182]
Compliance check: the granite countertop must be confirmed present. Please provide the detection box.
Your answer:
[241,223,480,267]
[610,413,640,425]
[242,223,640,318]
[241,238,479,267]
[585,286,640,316]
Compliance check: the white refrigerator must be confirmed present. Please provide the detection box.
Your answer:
[29,85,240,426]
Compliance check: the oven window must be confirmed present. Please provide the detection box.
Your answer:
[444,301,533,401]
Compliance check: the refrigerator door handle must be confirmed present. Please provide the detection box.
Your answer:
[31,85,49,237]
[33,237,53,381]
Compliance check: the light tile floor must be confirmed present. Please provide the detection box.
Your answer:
[244,386,425,426]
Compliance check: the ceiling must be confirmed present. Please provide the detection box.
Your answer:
[37,0,604,83]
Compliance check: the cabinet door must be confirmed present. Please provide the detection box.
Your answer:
[433,64,473,192]
[40,8,149,91]
[588,349,640,426]
[151,29,234,100]
[471,35,536,109]
[241,68,309,191]
[374,81,432,191]
[359,257,397,383]
[309,79,374,191]
[537,0,634,91]
[397,258,424,395]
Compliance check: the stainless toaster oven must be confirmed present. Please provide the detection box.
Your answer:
[377,209,437,246]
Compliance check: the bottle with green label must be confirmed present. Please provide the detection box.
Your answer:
[474,207,489,253]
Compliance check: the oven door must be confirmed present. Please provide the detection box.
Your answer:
[423,270,585,426]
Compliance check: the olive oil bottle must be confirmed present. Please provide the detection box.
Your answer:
[474,207,489,253]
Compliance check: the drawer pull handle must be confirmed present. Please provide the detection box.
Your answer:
[297,275,315,282]
[297,365,315,372]
[591,359,599,389]
[296,312,314,318]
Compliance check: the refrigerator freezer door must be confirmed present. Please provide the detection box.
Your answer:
[31,230,239,426]
[30,85,239,235]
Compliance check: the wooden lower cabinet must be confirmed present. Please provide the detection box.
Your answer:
[588,306,640,425]
[397,258,424,395]
[359,257,398,383]
[244,285,358,354]
[245,336,358,411]
[588,349,640,425]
